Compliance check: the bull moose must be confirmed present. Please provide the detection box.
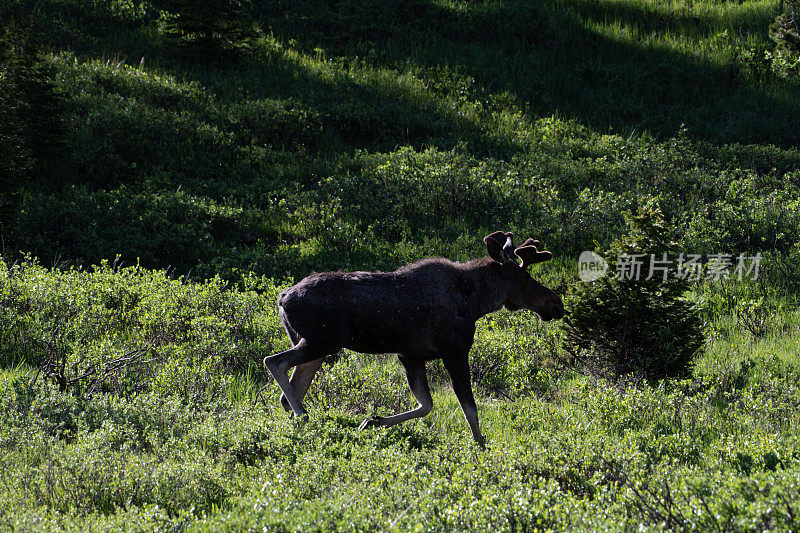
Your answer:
[263,231,565,445]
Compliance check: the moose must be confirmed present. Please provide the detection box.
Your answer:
[263,231,565,445]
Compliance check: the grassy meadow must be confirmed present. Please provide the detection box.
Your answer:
[2,0,800,530]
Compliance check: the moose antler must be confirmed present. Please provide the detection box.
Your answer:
[515,238,552,269]
[485,232,554,268]
[483,231,517,264]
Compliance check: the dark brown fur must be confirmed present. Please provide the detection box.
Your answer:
[264,234,564,445]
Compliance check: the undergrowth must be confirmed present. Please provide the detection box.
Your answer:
[1,0,799,529]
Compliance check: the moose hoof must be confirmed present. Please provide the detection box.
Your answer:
[279,394,292,414]
[290,411,309,424]
[358,417,384,430]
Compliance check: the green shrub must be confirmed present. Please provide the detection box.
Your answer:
[0,257,284,397]
[769,1,800,78]
[562,202,705,380]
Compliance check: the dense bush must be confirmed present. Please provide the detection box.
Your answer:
[0,256,799,531]
[0,258,284,396]
[562,203,705,380]
[0,0,796,279]
[769,1,800,78]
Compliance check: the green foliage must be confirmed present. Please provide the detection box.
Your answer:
[562,202,705,380]
[773,1,800,53]
[0,257,285,396]
[0,0,799,529]
[736,297,775,339]
[0,0,796,279]
[0,258,799,531]
[769,1,800,77]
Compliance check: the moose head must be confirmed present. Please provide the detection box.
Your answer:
[483,231,564,321]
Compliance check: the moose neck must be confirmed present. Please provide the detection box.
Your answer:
[461,258,510,321]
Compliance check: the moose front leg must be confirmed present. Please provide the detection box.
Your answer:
[443,354,485,447]
[359,358,433,430]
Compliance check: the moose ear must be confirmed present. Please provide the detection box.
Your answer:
[515,239,553,269]
[484,231,517,264]
[483,231,507,263]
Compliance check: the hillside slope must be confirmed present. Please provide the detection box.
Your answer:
[1,0,799,280]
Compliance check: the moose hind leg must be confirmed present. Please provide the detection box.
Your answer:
[264,339,332,417]
[280,358,325,413]
[277,310,319,413]
[359,359,433,430]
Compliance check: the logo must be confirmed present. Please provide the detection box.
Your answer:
[578,251,608,282]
